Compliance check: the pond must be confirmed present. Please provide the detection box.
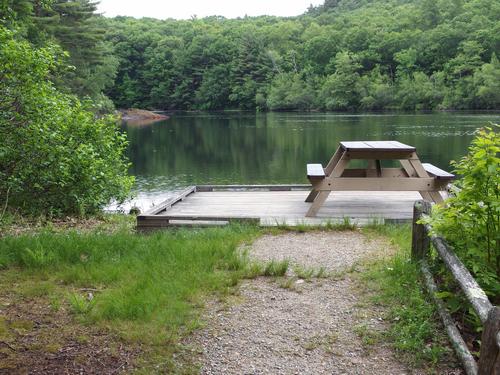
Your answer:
[115,112,500,211]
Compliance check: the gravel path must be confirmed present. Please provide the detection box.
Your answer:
[245,231,391,273]
[182,231,451,374]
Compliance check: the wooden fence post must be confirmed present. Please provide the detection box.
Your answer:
[478,306,500,375]
[411,200,432,261]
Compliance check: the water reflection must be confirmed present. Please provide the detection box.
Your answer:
[115,112,499,212]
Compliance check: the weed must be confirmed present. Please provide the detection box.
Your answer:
[293,265,315,280]
[45,343,62,353]
[353,323,381,346]
[262,259,289,277]
[68,292,95,314]
[18,280,55,298]
[242,262,264,279]
[359,224,454,367]
[302,333,339,352]
[315,266,328,278]
[292,264,330,280]
[279,277,297,290]
[0,316,10,341]
[337,217,357,230]
[49,296,61,312]
[76,334,90,344]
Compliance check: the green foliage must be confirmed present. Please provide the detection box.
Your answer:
[94,0,500,111]
[319,52,362,110]
[474,53,500,109]
[426,125,500,300]
[361,225,453,367]
[4,0,500,111]
[266,72,314,110]
[1,0,118,111]
[0,27,133,216]
[262,259,290,277]
[33,1,118,101]
[396,72,443,110]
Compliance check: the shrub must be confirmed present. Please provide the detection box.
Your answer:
[0,27,133,216]
[426,125,499,301]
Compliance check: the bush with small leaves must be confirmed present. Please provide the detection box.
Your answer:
[0,27,134,216]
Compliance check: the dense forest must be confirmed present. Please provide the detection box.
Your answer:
[2,0,500,114]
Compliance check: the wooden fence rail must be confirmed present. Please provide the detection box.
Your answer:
[411,200,499,375]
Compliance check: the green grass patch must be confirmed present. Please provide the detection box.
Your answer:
[360,224,454,368]
[262,259,289,277]
[265,217,357,234]
[292,264,329,280]
[0,224,259,371]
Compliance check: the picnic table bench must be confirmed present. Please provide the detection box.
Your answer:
[305,141,454,217]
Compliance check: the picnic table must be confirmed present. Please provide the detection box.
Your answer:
[305,141,454,217]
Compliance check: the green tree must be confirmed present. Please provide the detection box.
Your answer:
[229,31,273,109]
[32,0,118,106]
[358,68,394,110]
[0,27,133,216]
[396,71,443,110]
[441,40,484,108]
[394,48,418,77]
[0,0,33,27]
[195,65,231,110]
[474,53,500,109]
[266,72,314,110]
[319,52,361,110]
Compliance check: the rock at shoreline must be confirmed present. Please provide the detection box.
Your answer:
[120,108,169,122]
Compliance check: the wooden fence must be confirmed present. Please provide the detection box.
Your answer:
[411,200,499,375]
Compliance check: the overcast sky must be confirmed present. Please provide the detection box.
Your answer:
[96,0,323,20]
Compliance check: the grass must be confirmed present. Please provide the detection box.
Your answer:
[268,217,357,233]
[0,217,457,371]
[359,224,455,368]
[262,259,289,276]
[0,222,259,372]
[301,332,338,352]
[353,323,382,347]
[292,264,329,280]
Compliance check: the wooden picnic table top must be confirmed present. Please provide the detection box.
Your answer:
[340,141,415,152]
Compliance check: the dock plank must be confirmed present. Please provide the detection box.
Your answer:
[136,186,447,229]
[166,191,425,220]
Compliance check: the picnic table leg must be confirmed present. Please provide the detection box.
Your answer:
[399,160,417,177]
[306,191,330,217]
[399,159,443,203]
[409,157,436,203]
[375,160,382,177]
[367,160,376,175]
[306,152,350,217]
[428,191,444,204]
[305,189,319,202]
[409,156,444,204]
[324,147,343,175]
[306,147,342,203]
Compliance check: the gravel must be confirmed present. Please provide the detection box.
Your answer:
[243,230,390,273]
[183,231,459,375]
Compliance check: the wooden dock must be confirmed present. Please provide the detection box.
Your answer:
[136,185,438,229]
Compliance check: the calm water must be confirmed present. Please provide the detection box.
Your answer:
[116,112,499,211]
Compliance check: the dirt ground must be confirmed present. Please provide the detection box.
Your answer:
[0,280,137,374]
[183,231,463,375]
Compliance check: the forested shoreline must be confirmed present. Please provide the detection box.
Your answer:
[2,0,500,114]
[104,0,500,112]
